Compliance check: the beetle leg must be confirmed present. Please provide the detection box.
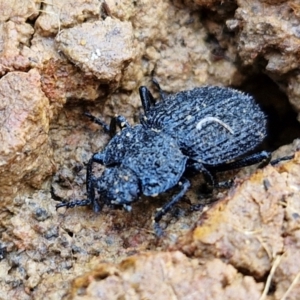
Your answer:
[139,81,166,115]
[152,78,166,100]
[56,176,101,212]
[56,198,92,209]
[270,154,294,166]
[189,160,236,191]
[216,179,234,189]
[109,114,130,135]
[139,86,156,115]
[205,152,294,189]
[154,177,190,236]
[85,154,103,212]
[187,161,216,188]
[211,150,271,172]
[85,112,129,137]
[56,153,105,213]
[84,112,110,133]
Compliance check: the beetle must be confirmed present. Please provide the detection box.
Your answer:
[56,82,271,235]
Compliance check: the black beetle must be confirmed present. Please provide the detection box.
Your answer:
[56,82,271,234]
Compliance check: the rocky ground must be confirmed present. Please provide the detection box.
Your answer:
[1,0,300,299]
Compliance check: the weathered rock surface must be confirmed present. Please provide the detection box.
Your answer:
[0,69,53,203]
[67,252,263,300]
[0,0,300,299]
[56,18,135,83]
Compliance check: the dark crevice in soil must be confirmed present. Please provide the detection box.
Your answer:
[238,73,300,151]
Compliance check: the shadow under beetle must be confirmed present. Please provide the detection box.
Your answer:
[56,82,272,235]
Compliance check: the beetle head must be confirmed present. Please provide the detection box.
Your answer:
[97,166,140,211]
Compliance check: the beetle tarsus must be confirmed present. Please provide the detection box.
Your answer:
[56,198,92,210]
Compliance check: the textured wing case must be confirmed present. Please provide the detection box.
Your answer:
[144,86,267,165]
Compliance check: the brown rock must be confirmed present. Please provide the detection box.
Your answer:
[56,18,135,83]
[0,69,53,203]
[0,0,39,22]
[227,0,300,117]
[0,21,34,75]
[68,252,263,300]
[0,1,299,299]
[35,0,101,35]
[174,156,300,278]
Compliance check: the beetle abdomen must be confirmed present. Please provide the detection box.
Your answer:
[144,86,266,165]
